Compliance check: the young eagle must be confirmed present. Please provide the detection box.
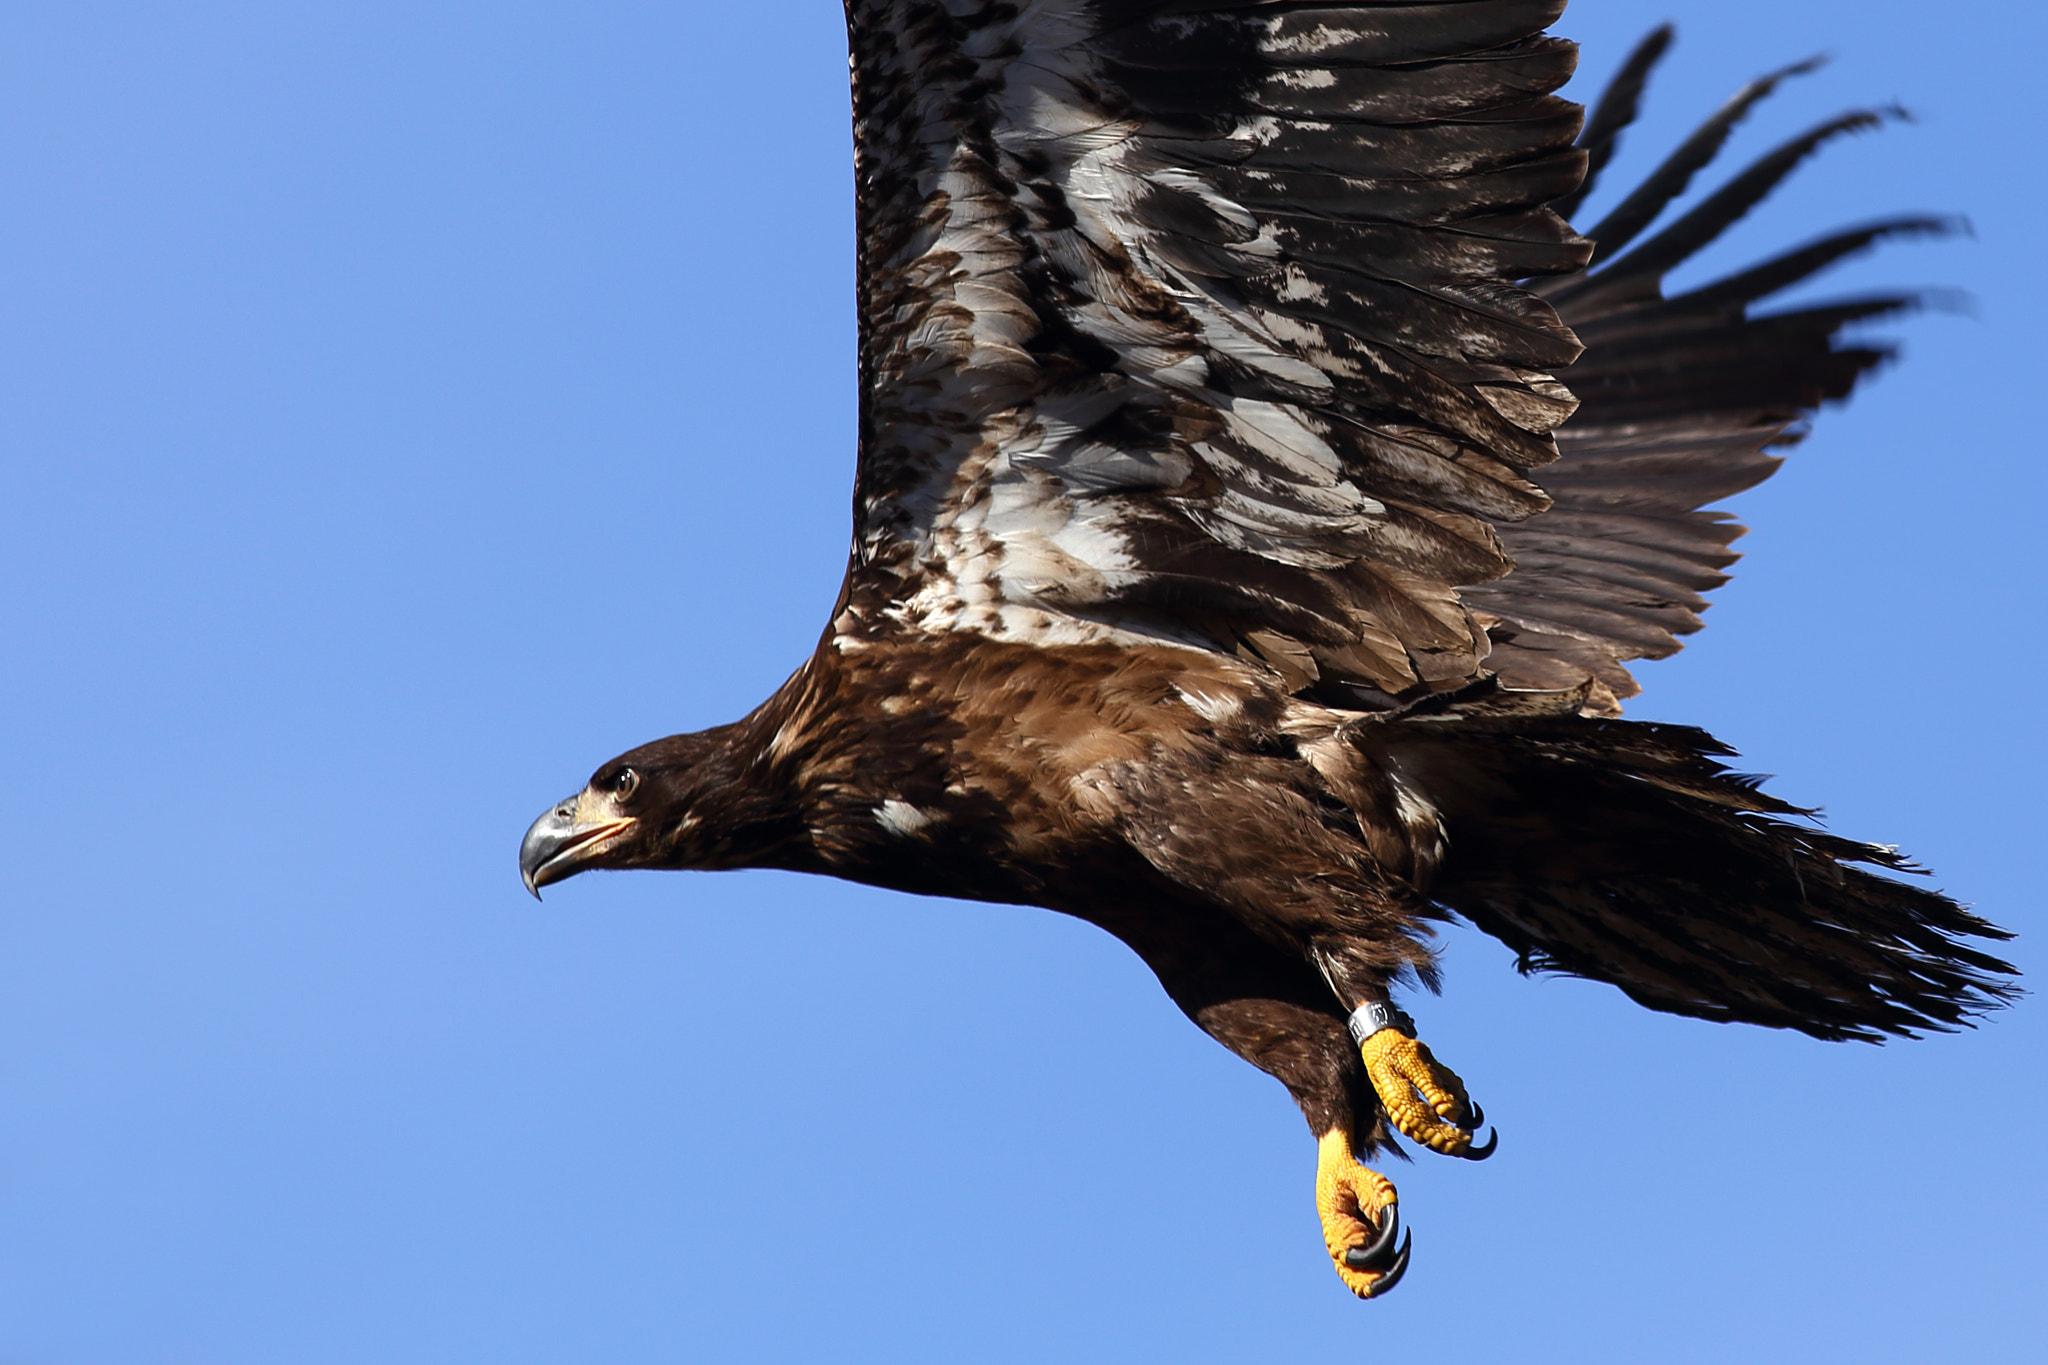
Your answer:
[518,1,2015,1298]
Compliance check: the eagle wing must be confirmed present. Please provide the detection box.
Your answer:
[841,0,1591,700]
[842,5,1947,716]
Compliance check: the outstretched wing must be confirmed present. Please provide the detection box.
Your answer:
[1467,30,1958,712]
[841,0,1591,700]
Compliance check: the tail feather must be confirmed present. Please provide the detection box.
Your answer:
[1376,697,2018,1042]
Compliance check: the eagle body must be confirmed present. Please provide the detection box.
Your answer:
[619,627,1442,1137]
[521,0,2016,1297]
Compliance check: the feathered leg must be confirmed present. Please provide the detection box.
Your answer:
[1110,858,1485,1298]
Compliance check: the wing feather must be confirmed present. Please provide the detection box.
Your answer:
[1467,36,1959,712]
[842,7,1951,717]
[842,0,1589,696]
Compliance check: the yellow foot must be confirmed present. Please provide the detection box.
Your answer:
[1358,1025,1496,1159]
[1315,1128,1411,1299]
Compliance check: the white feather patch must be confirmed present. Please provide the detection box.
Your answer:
[1174,685,1243,725]
[874,800,938,837]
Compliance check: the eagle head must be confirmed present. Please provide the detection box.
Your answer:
[518,724,764,897]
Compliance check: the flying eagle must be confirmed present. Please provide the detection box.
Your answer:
[519,2,2016,1298]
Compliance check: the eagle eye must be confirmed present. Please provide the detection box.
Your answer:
[608,767,640,802]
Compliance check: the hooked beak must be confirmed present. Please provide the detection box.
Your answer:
[519,791,636,899]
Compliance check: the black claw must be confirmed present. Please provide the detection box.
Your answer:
[1344,1203,1401,1271]
[1467,1100,1485,1129]
[1459,1128,1498,1162]
[1362,1233,1413,1298]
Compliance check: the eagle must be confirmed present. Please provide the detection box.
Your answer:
[518,1,2016,1298]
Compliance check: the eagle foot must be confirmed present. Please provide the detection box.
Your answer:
[1316,1127,1411,1299]
[1358,1028,1496,1160]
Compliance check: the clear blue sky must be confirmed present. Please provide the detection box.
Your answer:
[3,3,2041,1361]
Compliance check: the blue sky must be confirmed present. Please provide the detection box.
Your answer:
[2,2,2041,1361]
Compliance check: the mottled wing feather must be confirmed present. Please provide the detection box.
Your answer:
[842,0,1591,697]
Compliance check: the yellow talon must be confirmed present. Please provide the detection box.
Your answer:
[1314,1127,1407,1299]
[1358,1027,1482,1157]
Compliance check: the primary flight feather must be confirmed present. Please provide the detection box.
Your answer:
[519,1,2014,1298]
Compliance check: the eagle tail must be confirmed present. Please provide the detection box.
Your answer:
[1377,702,2018,1042]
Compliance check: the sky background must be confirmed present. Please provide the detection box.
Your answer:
[3,2,2042,1361]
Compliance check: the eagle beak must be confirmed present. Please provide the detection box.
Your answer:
[519,791,636,899]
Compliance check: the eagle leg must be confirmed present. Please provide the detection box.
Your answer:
[1315,1126,1411,1299]
[1358,1029,1496,1160]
